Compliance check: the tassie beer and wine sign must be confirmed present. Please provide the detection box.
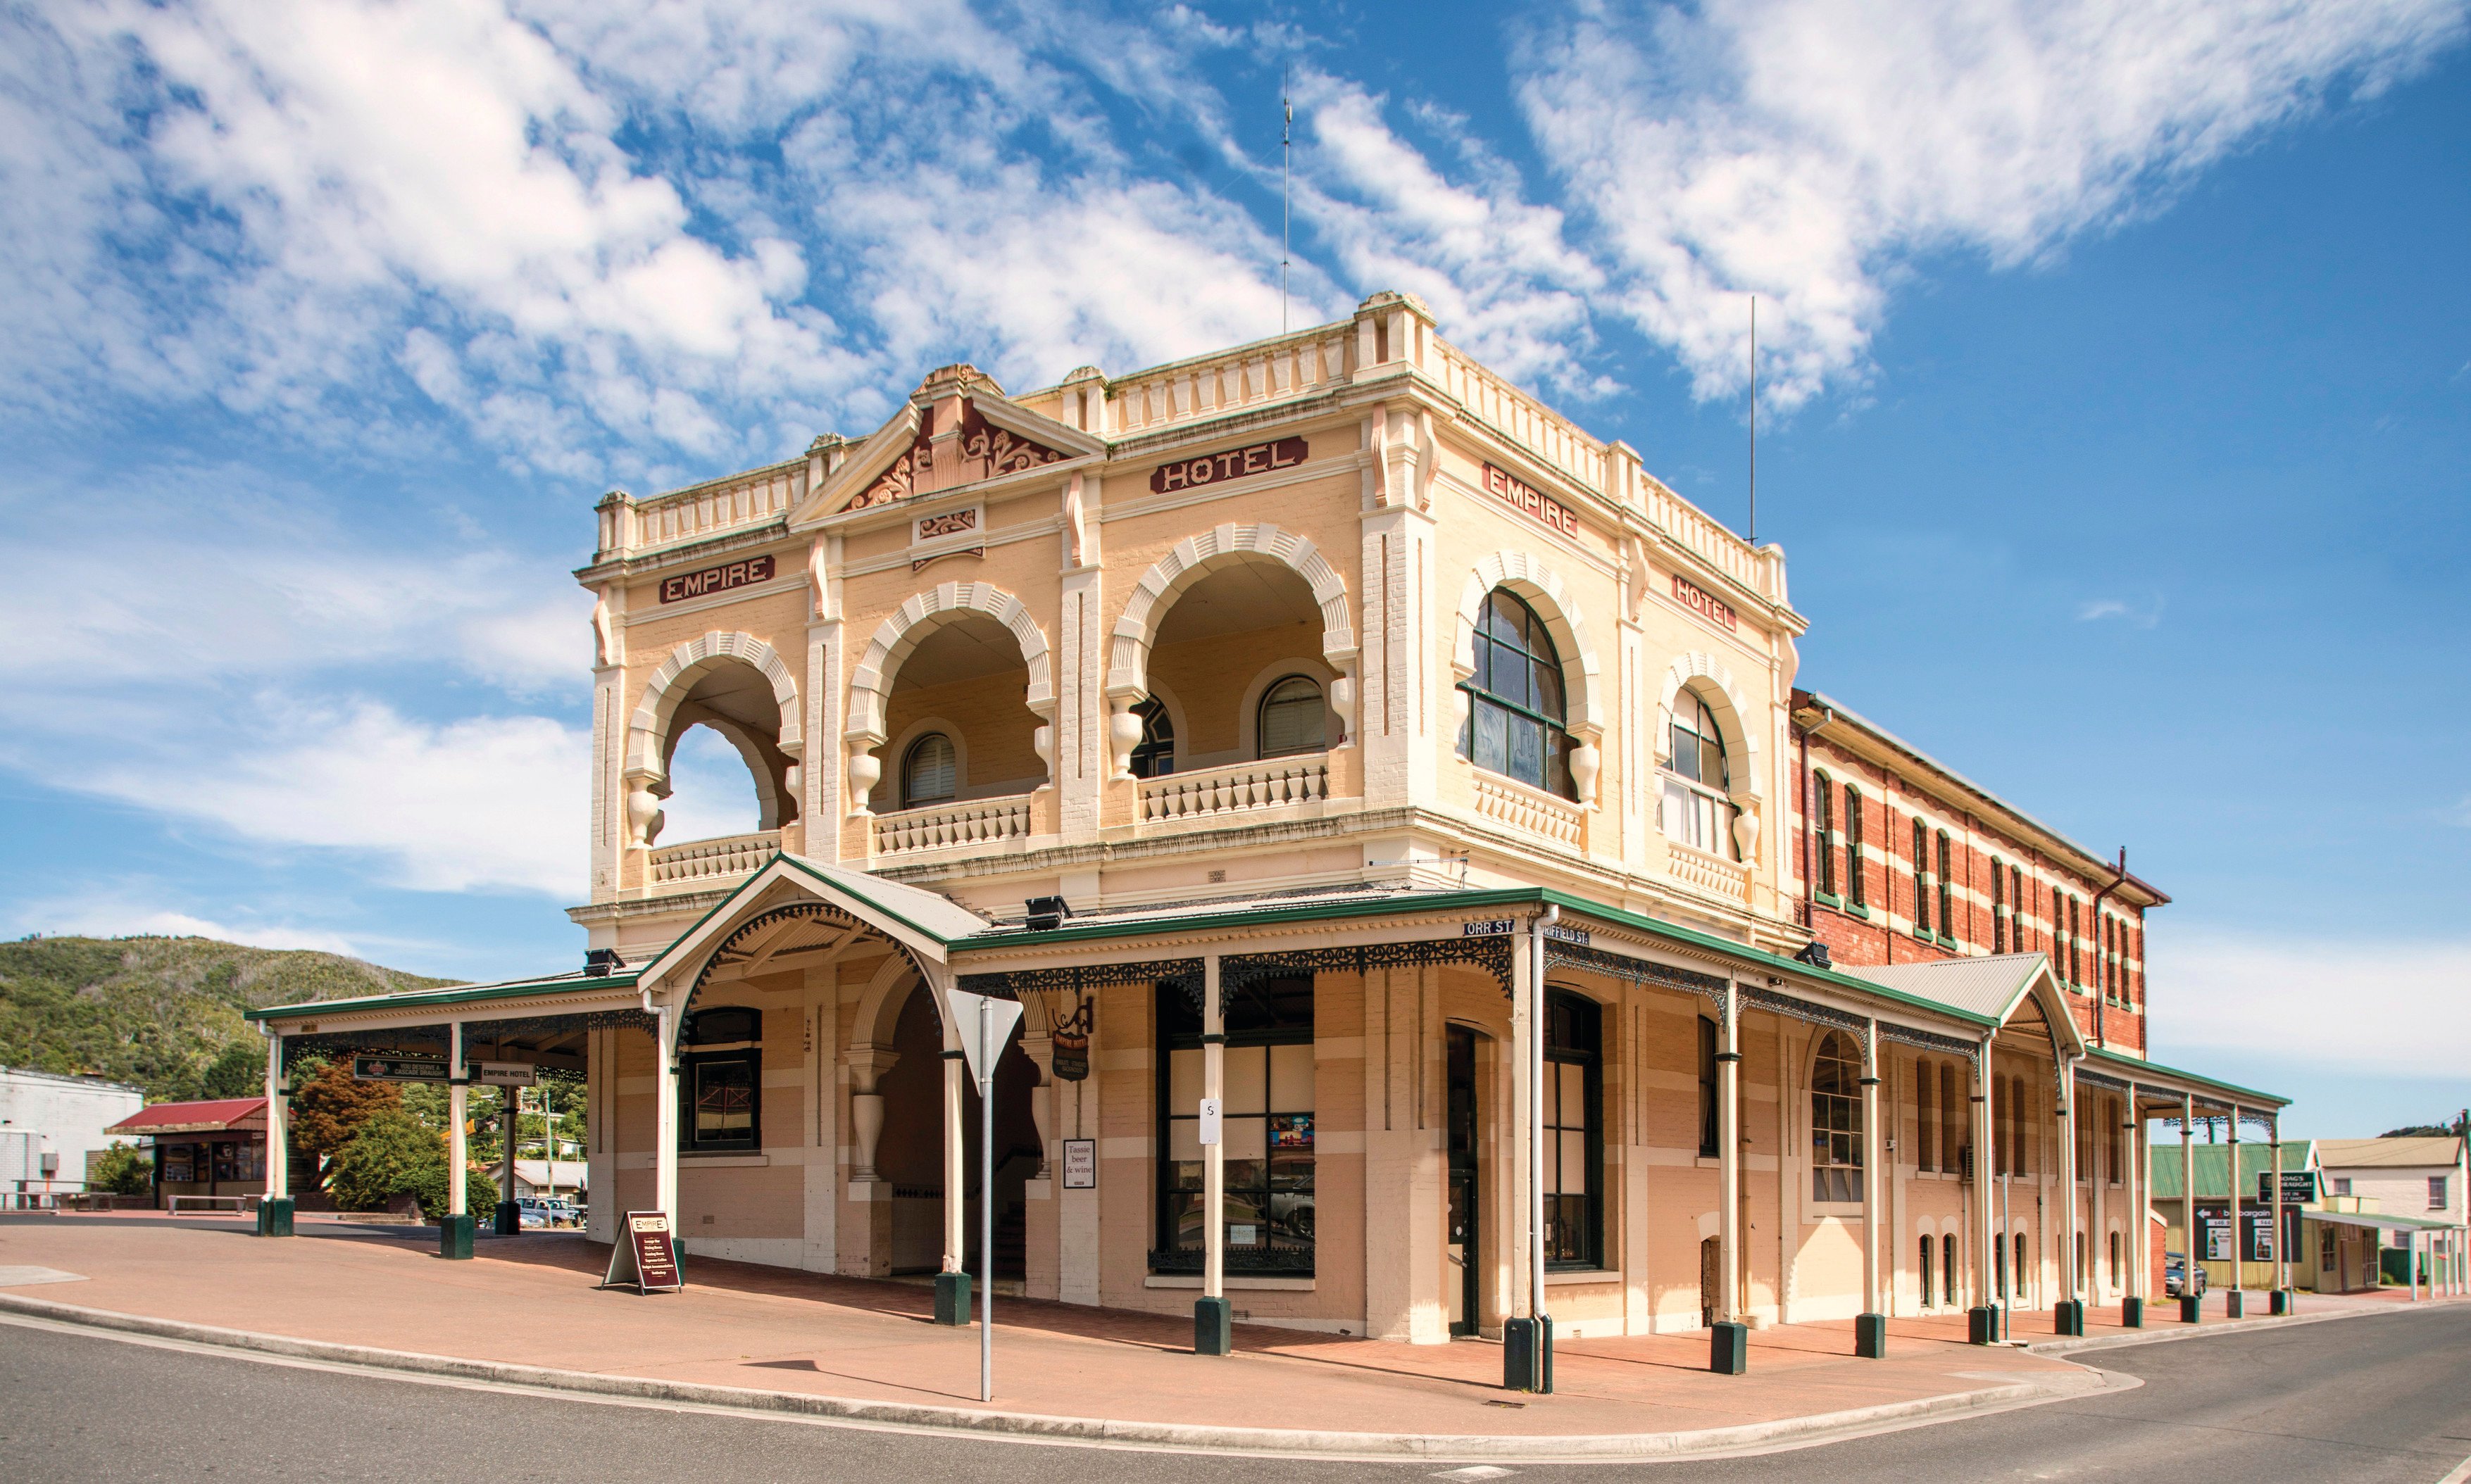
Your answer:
[1481,463,1581,538]
[601,1210,684,1294]
[659,554,775,603]
[1150,436,1309,493]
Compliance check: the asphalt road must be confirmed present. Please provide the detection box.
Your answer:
[4,1304,2467,1483]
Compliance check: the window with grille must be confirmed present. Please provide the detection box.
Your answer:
[1457,589,1575,798]
[901,733,957,807]
[1810,1031,1862,1202]
[1256,675,1326,757]
[1543,992,1603,1266]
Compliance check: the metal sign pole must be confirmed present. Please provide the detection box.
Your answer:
[979,994,994,1404]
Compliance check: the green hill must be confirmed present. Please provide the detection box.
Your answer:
[0,935,456,1100]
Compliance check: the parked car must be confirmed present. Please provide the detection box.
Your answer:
[2164,1250,2208,1298]
[516,1196,580,1229]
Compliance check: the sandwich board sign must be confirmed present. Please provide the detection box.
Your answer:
[601,1211,683,1294]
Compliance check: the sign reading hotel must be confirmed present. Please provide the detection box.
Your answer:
[1150,436,1309,493]
[1482,463,1581,539]
[659,554,775,603]
[1672,572,1738,632]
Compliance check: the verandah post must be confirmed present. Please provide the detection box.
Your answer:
[1709,976,1746,1373]
[1855,1019,1885,1357]
[256,1027,292,1237]
[442,1020,473,1259]
[1195,954,1230,1355]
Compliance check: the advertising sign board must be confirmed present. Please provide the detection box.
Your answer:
[1062,1138,1096,1189]
[352,1055,450,1083]
[601,1211,683,1293]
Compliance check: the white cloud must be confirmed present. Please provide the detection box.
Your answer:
[2076,596,2164,627]
[2148,924,2471,1077]
[1516,0,2469,408]
[73,701,589,898]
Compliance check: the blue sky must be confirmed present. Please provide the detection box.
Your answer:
[1,0,2464,1138]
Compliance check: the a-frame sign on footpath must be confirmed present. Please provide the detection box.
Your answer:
[600,1210,684,1294]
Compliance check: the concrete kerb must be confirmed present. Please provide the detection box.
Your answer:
[0,1291,2109,1463]
[2026,1294,2471,1359]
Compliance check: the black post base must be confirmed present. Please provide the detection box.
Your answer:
[494,1200,521,1236]
[1194,1295,1232,1355]
[2053,1299,2084,1337]
[1854,1312,1887,1358]
[2179,1293,2201,1323]
[2225,1289,2245,1319]
[255,1197,294,1237]
[1709,1320,1749,1374]
[1967,1305,1998,1345]
[1503,1316,1555,1391]
[438,1213,474,1260]
[2122,1295,2144,1328]
[2270,1288,2294,1316]
[933,1270,972,1326]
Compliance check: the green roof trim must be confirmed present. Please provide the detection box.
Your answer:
[2084,1045,2289,1108]
[244,969,642,1022]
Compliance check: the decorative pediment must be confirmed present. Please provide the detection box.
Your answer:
[796,365,1101,524]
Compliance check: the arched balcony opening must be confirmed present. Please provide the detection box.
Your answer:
[1132,558,1336,825]
[634,655,800,891]
[865,612,1045,854]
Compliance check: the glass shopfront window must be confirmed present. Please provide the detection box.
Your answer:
[678,1005,762,1153]
[1156,976,1315,1276]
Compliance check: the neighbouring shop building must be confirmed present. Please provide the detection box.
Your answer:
[0,1067,147,1205]
[245,292,2301,1352]
[106,1098,269,1207]
[2319,1136,2470,1293]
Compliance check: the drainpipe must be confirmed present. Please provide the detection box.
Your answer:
[2089,848,2127,1048]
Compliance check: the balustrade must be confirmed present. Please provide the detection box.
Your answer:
[599,459,804,557]
[645,830,780,888]
[1138,755,1330,824]
[1668,840,1752,902]
[1470,774,1584,846]
[872,794,1033,855]
[1111,329,1353,436]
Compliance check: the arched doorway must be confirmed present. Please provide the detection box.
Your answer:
[870,983,1040,1279]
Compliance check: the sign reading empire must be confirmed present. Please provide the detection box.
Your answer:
[1151,436,1310,493]
[1482,464,1580,538]
[660,554,775,603]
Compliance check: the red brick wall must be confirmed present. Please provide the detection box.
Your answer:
[1790,724,2149,1053]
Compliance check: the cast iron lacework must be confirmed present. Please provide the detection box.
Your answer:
[957,960,1205,1008]
[279,1026,449,1073]
[463,1010,653,1042]
[685,902,927,1019]
[1877,1021,1982,1063]
[2074,1066,2131,1093]
[1742,984,1872,1035]
[1222,938,1516,1003]
[1544,941,1725,1013]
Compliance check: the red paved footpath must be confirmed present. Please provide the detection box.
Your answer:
[0,1213,2127,1441]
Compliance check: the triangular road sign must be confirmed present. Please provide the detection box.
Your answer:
[946,988,1024,1087]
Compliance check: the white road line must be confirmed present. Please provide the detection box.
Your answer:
[2434,1452,2471,1484]
[1431,1469,1516,1481]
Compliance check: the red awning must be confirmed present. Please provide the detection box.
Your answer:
[106,1098,268,1136]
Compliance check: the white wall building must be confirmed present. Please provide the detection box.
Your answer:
[0,1067,149,1200]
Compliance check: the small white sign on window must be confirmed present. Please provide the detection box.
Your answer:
[1062,1138,1096,1189]
[1198,1098,1222,1147]
[1230,1223,1258,1247]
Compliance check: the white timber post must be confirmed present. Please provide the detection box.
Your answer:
[1858,1019,1883,1354]
[449,1021,469,1217]
[2227,1105,2243,1310]
[2060,1057,2079,1317]
[943,1002,966,1274]
[654,1004,679,1224]
[2180,1095,2196,1313]
[1974,1036,1996,1328]
[1204,955,1225,1302]
[262,1029,288,1205]
[1718,980,1743,1321]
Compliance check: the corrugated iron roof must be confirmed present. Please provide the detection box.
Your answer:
[2148,1140,2313,1201]
[1838,952,2047,1021]
[106,1098,268,1135]
[2317,1136,2465,1169]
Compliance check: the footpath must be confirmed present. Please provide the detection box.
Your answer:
[0,1212,2435,1461]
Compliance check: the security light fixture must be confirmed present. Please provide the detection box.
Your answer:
[1794,941,1832,971]
[1025,896,1072,932]
[584,948,627,976]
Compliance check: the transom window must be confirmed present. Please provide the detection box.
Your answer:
[1256,675,1327,757]
[1543,991,1602,1268]
[1130,698,1175,778]
[1661,691,1735,856]
[901,733,956,807]
[1457,590,1575,798]
[1811,1030,1862,1202]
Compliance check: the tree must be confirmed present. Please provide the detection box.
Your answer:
[89,1141,153,1196]
[2382,1115,2470,1139]
[326,1107,496,1218]
[199,1040,263,1098]
[287,1058,401,1184]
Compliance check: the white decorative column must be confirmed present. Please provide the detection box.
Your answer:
[1713,977,1745,1367]
[261,1030,289,1209]
[1203,957,1225,1302]
[2058,1056,2081,1333]
[942,1010,966,1274]
[2180,1094,2196,1316]
[655,1007,680,1224]
[845,1046,896,1181]
[1856,1020,1883,1356]
[1973,1037,1997,1334]
[449,1021,469,1217]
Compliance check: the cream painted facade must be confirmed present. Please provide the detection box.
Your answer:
[251,292,2291,1354]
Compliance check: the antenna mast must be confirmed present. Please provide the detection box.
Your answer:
[1281,73,1293,334]
[1749,294,1758,546]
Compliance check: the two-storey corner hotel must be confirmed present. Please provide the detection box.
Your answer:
[249,291,2323,1371]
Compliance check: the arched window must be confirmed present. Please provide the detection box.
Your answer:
[2015,1231,2031,1302]
[1919,1236,1935,1307]
[901,733,956,808]
[1458,589,1575,798]
[1662,691,1735,856]
[1811,1030,1862,1202]
[1130,698,1175,778]
[1256,675,1326,757]
[1942,1233,1958,1306]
